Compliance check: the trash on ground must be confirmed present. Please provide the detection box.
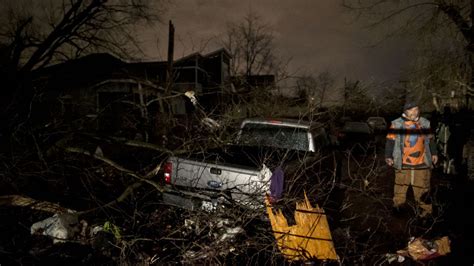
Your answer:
[396,236,451,261]
[385,253,405,263]
[30,213,80,243]
[181,217,244,263]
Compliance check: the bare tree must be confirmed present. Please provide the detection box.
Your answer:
[401,41,470,110]
[0,0,167,73]
[220,11,279,77]
[342,0,474,105]
[296,71,335,109]
[342,79,376,116]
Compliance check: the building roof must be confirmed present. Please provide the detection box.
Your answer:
[33,48,230,91]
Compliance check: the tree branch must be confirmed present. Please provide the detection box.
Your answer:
[438,1,471,42]
[64,146,163,192]
[368,2,438,28]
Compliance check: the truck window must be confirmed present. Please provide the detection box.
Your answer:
[238,124,310,151]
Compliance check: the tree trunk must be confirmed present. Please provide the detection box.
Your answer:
[469,50,473,107]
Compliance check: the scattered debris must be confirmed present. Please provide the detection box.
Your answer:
[30,213,80,243]
[103,221,122,240]
[265,193,339,262]
[385,253,405,263]
[396,236,451,261]
[184,90,197,106]
[219,226,243,242]
[181,217,245,263]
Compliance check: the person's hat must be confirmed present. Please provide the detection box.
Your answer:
[403,101,418,111]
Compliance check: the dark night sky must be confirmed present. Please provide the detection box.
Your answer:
[139,0,415,86]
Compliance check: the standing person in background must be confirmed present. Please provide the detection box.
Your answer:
[385,101,438,217]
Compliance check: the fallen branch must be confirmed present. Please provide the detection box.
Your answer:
[0,195,75,213]
[64,147,163,193]
[108,137,186,155]
[80,181,143,214]
[62,146,168,214]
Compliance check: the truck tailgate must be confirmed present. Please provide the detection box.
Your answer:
[169,156,271,205]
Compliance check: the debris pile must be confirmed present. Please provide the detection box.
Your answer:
[265,193,339,262]
[386,236,451,263]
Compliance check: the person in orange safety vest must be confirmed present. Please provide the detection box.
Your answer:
[385,101,438,217]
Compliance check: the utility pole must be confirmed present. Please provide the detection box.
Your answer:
[166,20,175,96]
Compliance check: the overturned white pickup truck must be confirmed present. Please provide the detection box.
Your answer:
[161,118,340,211]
